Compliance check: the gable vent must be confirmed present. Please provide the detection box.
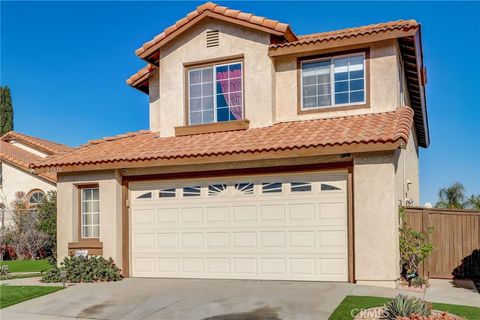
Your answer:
[206,30,219,48]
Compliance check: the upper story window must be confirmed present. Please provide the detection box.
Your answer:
[188,61,243,125]
[301,53,365,110]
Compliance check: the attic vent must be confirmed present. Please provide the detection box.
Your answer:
[206,30,219,48]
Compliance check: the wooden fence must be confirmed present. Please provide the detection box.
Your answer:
[404,207,480,279]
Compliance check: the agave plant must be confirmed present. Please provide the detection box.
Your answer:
[382,294,432,320]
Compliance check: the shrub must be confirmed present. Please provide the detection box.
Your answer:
[382,294,432,320]
[42,256,122,283]
[411,275,428,287]
[7,192,49,259]
[399,208,433,286]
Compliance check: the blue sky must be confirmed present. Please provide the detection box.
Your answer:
[1,1,479,204]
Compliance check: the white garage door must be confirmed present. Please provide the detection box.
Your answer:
[130,171,348,281]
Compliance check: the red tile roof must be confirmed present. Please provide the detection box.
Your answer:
[126,64,156,87]
[270,20,419,50]
[32,107,414,171]
[0,141,56,182]
[1,131,71,155]
[135,2,296,59]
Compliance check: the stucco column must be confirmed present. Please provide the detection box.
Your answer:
[353,152,400,288]
[99,170,123,269]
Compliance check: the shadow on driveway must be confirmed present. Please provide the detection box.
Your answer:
[202,306,282,320]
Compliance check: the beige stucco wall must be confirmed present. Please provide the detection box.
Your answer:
[394,128,420,207]
[274,39,402,122]
[56,170,123,269]
[151,18,275,136]
[353,151,400,288]
[0,161,55,208]
[149,68,161,132]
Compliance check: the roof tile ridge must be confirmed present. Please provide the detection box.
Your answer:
[298,20,419,39]
[86,130,152,146]
[1,131,71,151]
[393,106,414,143]
[270,109,399,126]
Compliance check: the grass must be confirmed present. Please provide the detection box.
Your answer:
[329,296,480,320]
[0,285,63,309]
[0,259,50,273]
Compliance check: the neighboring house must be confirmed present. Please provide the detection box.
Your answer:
[0,131,70,223]
[31,2,429,288]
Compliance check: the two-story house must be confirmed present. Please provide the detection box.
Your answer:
[0,131,71,226]
[32,2,429,288]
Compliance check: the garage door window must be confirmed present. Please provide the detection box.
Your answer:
[159,187,176,198]
[208,184,227,196]
[321,183,341,191]
[262,182,282,193]
[183,186,201,197]
[136,192,152,199]
[290,182,312,192]
[234,183,254,195]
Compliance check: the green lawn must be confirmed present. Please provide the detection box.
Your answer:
[329,296,480,320]
[0,285,63,309]
[0,259,50,273]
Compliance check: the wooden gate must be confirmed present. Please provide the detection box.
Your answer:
[404,207,480,279]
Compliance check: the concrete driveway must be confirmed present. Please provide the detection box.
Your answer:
[2,278,478,320]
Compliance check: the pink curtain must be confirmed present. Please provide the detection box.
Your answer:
[216,68,242,120]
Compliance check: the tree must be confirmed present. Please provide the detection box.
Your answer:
[6,192,48,259]
[0,86,14,135]
[466,194,480,210]
[434,182,467,209]
[37,191,57,257]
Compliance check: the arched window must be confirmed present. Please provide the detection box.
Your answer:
[27,190,45,207]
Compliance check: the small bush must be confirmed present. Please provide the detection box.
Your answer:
[42,256,122,283]
[411,276,428,287]
[382,294,432,320]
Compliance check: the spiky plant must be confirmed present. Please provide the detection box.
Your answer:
[382,294,432,320]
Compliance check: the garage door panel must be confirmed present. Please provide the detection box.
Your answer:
[131,254,348,280]
[157,207,178,224]
[157,233,178,248]
[181,232,203,248]
[181,258,204,273]
[181,207,203,223]
[260,205,285,223]
[131,172,348,281]
[157,257,179,273]
[232,232,257,248]
[206,232,230,248]
[289,231,316,248]
[206,206,229,223]
[232,206,257,222]
[288,203,316,223]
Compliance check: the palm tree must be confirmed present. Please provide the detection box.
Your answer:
[466,194,480,210]
[435,183,467,209]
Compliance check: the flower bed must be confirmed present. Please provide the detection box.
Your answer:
[354,307,463,320]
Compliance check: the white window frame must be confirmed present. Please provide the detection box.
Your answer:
[300,52,366,110]
[187,61,244,125]
[81,187,100,239]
